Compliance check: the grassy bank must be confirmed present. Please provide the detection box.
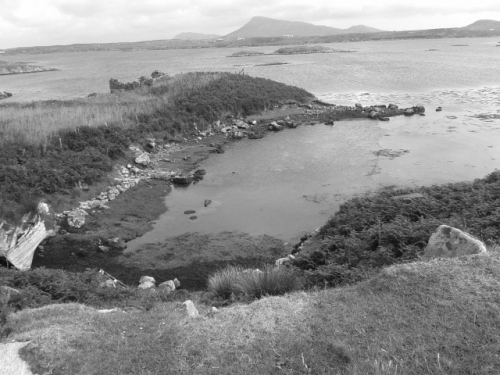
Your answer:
[3,251,499,374]
[295,170,500,287]
[0,72,313,222]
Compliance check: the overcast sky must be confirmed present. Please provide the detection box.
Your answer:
[1,0,500,49]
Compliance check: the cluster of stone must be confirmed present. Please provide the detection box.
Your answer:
[137,275,181,293]
[0,91,13,100]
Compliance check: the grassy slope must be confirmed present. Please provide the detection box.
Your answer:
[0,72,313,223]
[5,251,500,374]
[295,170,500,287]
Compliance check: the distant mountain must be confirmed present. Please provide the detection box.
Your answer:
[225,16,383,38]
[463,19,500,31]
[173,32,221,40]
[344,25,383,34]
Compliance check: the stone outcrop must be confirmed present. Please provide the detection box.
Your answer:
[0,91,13,100]
[422,225,487,260]
[138,275,156,289]
[67,208,88,229]
[182,300,199,317]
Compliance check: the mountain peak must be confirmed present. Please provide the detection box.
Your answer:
[225,16,383,38]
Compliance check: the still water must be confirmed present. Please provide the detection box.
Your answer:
[2,37,500,246]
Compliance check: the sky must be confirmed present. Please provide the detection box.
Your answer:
[1,0,500,49]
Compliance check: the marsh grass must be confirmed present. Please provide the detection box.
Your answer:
[207,264,302,300]
[0,72,221,145]
[5,252,500,374]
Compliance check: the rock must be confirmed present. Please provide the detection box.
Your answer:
[138,281,155,289]
[108,193,116,201]
[368,111,380,119]
[194,169,206,176]
[220,126,232,133]
[182,300,199,317]
[67,208,88,228]
[436,106,443,112]
[190,216,198,220]
[204,199,212,207]
[159,280,176,293]
[414,104,425,113]
[139,276,156,285]
[135,153,150,166]
[275,254,296,267]
[403,108,415,116]
[231,131,244,139]
[151,172,171,181]
[173,278,181,288]
[107,237,127,250]
[100,279,116,288]
[422,225,487,260]
[37,202,50,215]
[268,121,283,131]
[324,120,334,125]
[88,200,101,209]
[388,104,399,110]
[378,117,390,121]
[98,245,110,253]
[355,103,363,109]
[184,210,196,214]
[248,132,264,139]
[0,91,13,100]
[234,119,249,129]
[286,121,297,128]
[172,175,193,185]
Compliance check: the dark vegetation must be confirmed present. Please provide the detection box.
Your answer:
[0,72,313,223]
[295,170,500,287]
[0,267,188,315]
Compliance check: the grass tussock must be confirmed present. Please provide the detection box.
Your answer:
[207,264,302,300]
[3,252,500,374]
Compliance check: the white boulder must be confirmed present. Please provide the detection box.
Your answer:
[423,225,487,260]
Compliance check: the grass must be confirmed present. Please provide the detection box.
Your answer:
[207,264,302,300]
[0,71,313,222]
[3,250,500,374]
[295,170,500,287]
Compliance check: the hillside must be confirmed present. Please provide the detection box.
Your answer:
[3,251,500,374]
[464,19,500,31]
[173,32,221,40]
[225,16,383,38]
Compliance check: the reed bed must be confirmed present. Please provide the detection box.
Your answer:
[0,72,221,145]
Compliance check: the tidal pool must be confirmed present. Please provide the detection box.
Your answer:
[126,103,500,251]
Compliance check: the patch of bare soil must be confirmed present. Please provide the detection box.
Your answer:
[0,342,32,375]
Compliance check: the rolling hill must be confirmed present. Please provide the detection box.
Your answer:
[225,16,383,38]
[173,32,221,40]
[464,19,500,31]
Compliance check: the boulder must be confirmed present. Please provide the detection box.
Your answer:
[268,121,283,131]
[182,300,199,317]
[138,281,155,290]
[135,153,150,166]
[139,276,156,285]
[173,278,181,288]
[422,225,487,260]
[204,199,212,207]
[184,210,196,215]
[414,104,425,113]
[231,131,245,139]
[67,208,88,228]
[172,175,193,185]
[275,254,296,267]
[436,106,443,112]
[403,108,415,116]
[159,280,176,293]
[97,245,110,253]
[234,119,249,129]
[151,172,171,181]
[37,202,50,215]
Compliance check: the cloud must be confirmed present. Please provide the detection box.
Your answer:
[1,0,500,48]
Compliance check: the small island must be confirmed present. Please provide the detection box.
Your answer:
[0,60,57,75]
[227,50,266,57]
[228,45,356,58]
[271,45,355,55]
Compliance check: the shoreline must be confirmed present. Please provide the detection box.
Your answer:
[31,101,425,289]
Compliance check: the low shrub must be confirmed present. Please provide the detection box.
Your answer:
[207,264,302,300]
[296,170,500,287]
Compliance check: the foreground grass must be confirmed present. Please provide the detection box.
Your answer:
[4,251,500,374]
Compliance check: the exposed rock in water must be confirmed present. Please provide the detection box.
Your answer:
[184,210,196,215]
[422,225,487,260]
[204,199,212,207]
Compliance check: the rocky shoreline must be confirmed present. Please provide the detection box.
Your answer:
[31,100,425,289]
[0,66,57,75]
[0,91,13,100]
